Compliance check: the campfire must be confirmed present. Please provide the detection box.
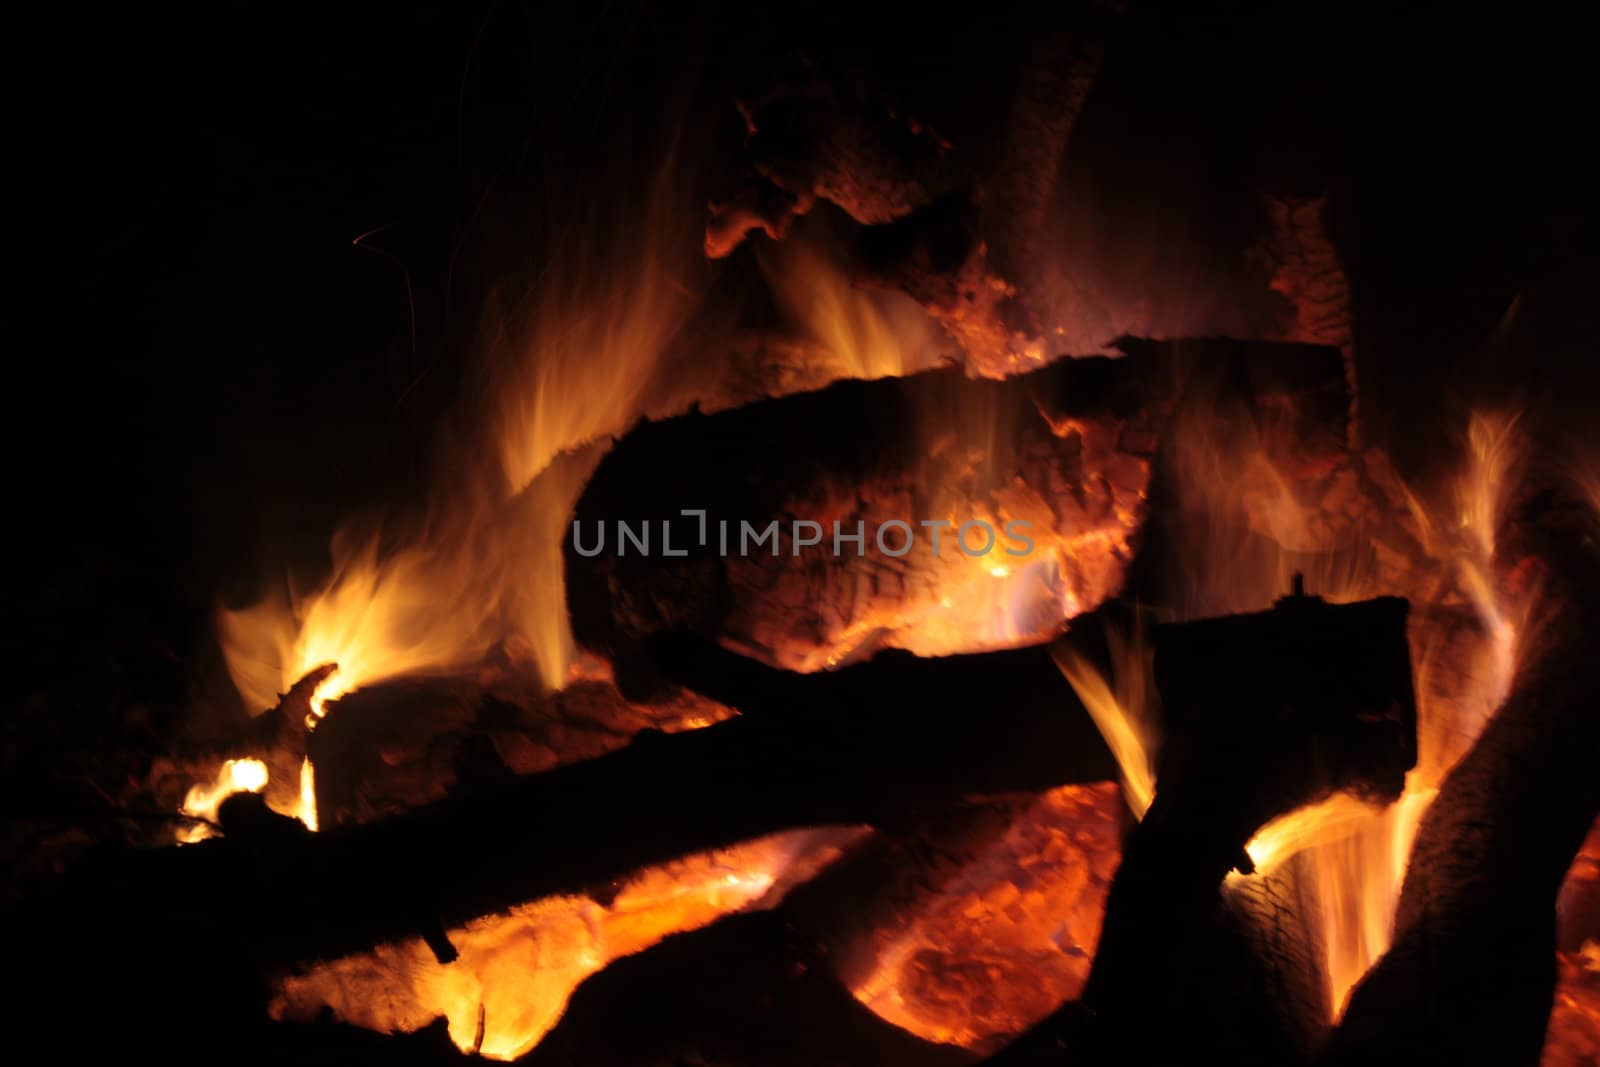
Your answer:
[10,5,1596,1067]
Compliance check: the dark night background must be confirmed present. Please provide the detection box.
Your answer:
[9,3,1596,821]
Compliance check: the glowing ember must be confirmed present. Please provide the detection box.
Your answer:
[850,784,1123,1051]
[270,829,856,1059]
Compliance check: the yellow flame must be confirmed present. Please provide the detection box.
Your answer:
[294,757,318,833]
[217,205,963,724]
[1051,633,1155,819]
[1243,793,1386,876]
[177,758,269,842]
[758,239,946,382]
[215,143,717,720]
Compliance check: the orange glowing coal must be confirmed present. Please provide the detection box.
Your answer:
[270,829,859,1060]
[849,784,1124,1051]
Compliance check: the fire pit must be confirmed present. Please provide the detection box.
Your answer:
[9,4,1597,1066]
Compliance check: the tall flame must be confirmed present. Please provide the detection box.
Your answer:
[216,193,961,727]
[219,154,709,717]
[1052,628,1155,819]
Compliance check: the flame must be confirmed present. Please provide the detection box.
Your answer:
[758,238,947,382]
[293,757,318,833]
[1049,399,1535,1020]
[217,200,964,727]
[177,758,269,842]
[1051,630,1155,819]
[176,755,319,842]
[214,136,719,722]
[271,829,854,1059]
[1238,410,1531,1016]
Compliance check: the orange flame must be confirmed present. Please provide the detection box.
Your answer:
[177,757,268,842]
[1239,411,1531,1016]
[1052,403,1535,1020]
[757,238,947,383]
[1051,630,1155,819]
[216,203,964,727]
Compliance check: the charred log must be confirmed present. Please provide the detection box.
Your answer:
[1321,489,1600,1067]
[983,591,1419,1066]
[568,338,1352,680]
[515,786,1123,1064]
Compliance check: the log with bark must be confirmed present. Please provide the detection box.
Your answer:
[1320,486,1600,1067]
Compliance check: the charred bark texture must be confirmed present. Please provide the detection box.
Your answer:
[1321,490,1600,1067]
[568,338,1351,680]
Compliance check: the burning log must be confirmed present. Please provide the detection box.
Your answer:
[983,589,1419,1065]
[11,635,1121,1060]
[568,351,1153,679]
[1321,488,1600,1067]
[25,577,1390,1061]
[567,337,1353,680]
[304,671,739,829]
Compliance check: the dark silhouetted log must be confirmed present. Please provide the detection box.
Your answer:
[11,637,1116,1062]
[983,591,1419,1066]
[1321,489,1600,1067]
[516,805,1042,1067]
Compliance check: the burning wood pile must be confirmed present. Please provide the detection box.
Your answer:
[8,6,1596,1067]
